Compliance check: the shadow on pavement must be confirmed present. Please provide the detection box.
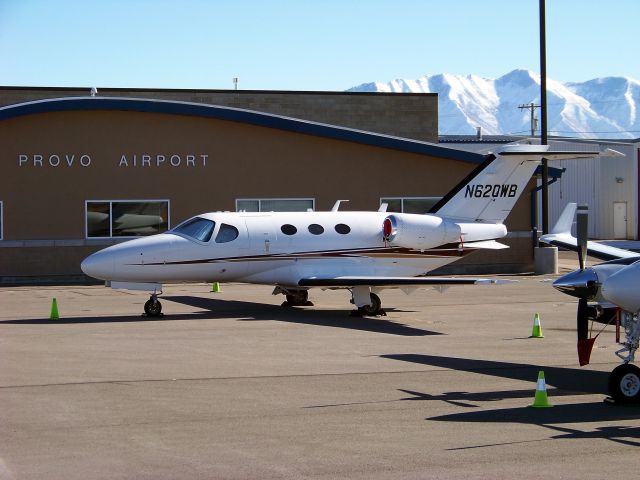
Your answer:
[383,353,640,445]
[1,296,441,337]
[166,296,440,336]
[380,353,610,394]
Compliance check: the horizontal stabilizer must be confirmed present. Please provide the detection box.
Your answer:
[463,240,509,250]
[499,148,624,160]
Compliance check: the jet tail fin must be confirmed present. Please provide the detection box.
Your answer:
[429,145,623,224]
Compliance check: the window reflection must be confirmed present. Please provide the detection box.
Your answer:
[86,201,169,238]
[215,223,239,243]
[236,198,314,212]
[172,217,215,242]
[86,202,110,237]
[380,197,441,214]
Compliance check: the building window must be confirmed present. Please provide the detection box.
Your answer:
[236,198,314,212]
[380,197,442,214]
[86,200,170,238]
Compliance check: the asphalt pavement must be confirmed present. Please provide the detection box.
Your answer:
[1,273,638,479]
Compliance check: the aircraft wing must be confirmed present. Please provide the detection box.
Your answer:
[540,203,639,261]
[298,276,512,287]
[540,233,639,261]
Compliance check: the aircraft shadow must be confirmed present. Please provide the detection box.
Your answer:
[164,296,440,336]
[382,354,640,441]
[0,312,219,325]
[380,353,609,394]
[0,297,440,337]
[428,402,640,427]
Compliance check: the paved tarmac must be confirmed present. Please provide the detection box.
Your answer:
[1,268,638,479]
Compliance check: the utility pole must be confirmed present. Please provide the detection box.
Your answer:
[518,102,540,137]
[539,0,549,235]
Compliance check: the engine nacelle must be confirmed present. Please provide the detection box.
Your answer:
[382,213,461,250]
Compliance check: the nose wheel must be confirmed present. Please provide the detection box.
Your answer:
[144,294,163,317]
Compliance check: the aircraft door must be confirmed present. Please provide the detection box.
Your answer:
[246,216,276,254]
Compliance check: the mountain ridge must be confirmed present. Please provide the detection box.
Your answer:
[348,69,640,139]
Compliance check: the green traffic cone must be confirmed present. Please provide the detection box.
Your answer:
[530,312,544,338]
[50,298,60,320]
[531,370,552,408]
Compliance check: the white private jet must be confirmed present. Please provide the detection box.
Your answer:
[81,145,620,318]
[541,203,640,403]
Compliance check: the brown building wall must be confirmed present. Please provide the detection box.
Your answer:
[0,87,438,142]
[0,101,533,281]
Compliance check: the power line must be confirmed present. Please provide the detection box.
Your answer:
[518,102,540,136]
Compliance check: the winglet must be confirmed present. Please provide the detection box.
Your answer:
[551,203,577,235]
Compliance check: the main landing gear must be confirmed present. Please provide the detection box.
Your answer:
[350,287,386,317]
[143,293,163,317]
[273,287,314,307]
[608,311,640,403]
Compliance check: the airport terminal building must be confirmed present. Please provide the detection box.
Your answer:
[0,87,536,282]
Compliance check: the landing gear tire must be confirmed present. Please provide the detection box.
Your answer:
[357,293,385,316]
[286,290,308,305]
[282,290,313,307]
[144,298,163,317]
[608,363,640,403]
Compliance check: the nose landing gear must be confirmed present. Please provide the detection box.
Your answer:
[144,293,163,317]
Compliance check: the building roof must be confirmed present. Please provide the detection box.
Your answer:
[0,85,437,97]
[0,96,484,165]
[439,134,527,144]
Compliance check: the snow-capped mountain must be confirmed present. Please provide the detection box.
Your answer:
[349,69,640,139]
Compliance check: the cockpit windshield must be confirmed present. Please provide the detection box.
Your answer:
[171,217,215,242]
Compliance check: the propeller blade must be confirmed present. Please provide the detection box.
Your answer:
[577,297,589,341]
[576,204,588,271]
[576,297,594,366]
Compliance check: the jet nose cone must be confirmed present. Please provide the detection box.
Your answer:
[552,268,599,299]
[81,250,115,280]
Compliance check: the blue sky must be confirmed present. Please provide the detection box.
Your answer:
[0,0,637,90]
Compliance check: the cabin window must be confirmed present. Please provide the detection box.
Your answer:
[281,224,297,235]
[172,217,215,242]
[380,197,442,214]
[335,223,351,234]
[215,223,239,243]
[86,200,170,238]
[308,224,324,235]
[236,198,315,212]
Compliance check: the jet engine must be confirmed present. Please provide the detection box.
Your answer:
[382,213,461,250]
